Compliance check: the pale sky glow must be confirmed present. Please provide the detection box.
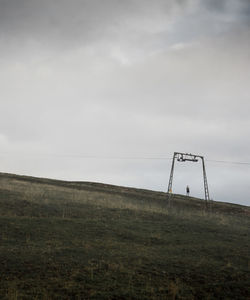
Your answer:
[0,0,250,205]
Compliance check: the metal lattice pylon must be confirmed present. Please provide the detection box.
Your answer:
[167,152,210,204]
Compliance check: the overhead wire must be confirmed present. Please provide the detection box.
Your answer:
[0,152,250,165]
[0,152,172,160]
[206,159,250,166]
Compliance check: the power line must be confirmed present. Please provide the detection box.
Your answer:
[206,159,250,166]
[0,152,250,165]
[0,152,172,160]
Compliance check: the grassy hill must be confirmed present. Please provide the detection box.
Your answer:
[0,172,249,299]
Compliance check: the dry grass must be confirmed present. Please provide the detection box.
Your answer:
[0,172,249,299]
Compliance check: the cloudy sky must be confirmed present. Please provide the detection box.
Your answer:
[0,0,249,205]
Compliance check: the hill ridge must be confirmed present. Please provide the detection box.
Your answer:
[0,172,249,217]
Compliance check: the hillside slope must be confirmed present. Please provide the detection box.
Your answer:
[0,172,249,299]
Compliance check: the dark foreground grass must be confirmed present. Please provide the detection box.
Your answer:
[0,174,249,299]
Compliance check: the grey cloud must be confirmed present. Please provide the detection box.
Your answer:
[1,0,248,56]
[0,0,182,43]
[203,0,250,17]
[0,0,191,62]
[203,0,228,12]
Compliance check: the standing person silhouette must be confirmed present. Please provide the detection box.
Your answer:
[186,185,190,196]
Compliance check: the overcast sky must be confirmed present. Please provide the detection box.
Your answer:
[0,0,249,205]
